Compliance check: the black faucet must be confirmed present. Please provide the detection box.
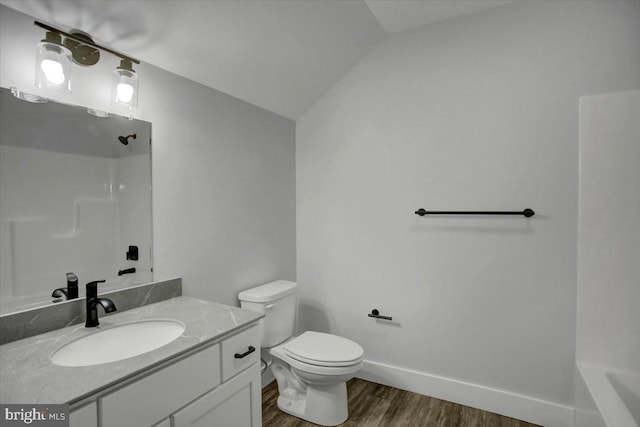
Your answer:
[85,280,117,327]
[52,272,79,300]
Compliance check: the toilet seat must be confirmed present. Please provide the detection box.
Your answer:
[284,331,364,367]
[271,345,363,377]
[270,332,364,376]
[269,331,364,376]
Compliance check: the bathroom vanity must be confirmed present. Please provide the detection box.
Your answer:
[0,296,263,427]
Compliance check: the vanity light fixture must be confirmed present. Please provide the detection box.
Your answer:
[34,21,140,110]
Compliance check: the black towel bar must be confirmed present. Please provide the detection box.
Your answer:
[415,208,534,217]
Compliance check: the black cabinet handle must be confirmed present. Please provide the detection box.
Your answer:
[234,346,256,359]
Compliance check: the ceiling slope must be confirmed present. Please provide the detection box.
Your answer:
[364,0,516,34]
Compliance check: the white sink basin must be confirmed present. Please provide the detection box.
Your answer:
[51,319,186,367]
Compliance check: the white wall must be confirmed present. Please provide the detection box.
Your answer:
[0,4,296,307]
[296,0,640,423]
[577,90,640,372]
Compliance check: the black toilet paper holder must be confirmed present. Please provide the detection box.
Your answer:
[368,309,392,321]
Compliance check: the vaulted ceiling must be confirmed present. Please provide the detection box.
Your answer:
[0,0,515,119]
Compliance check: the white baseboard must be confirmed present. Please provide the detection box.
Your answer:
[357,359,575,427]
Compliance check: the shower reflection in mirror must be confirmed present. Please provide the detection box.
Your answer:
[0,87,153,315]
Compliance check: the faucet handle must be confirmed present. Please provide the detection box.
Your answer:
[86,280,106,287]
[85,280,106,296]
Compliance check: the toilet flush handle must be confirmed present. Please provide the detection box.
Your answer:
[265,303,275,310]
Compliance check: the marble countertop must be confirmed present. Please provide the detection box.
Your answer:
[0,296,263,406]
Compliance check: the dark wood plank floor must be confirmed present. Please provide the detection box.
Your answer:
[262,378,540,427]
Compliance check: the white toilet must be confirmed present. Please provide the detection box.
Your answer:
[239,280,364,426]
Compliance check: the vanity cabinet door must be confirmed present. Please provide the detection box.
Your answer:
[69,402,97,427]
[100,344,220,427]
[172,363,261,427]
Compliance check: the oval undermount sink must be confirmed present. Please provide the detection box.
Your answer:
[50,319,186,367]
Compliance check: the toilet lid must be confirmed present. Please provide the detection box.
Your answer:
[283,331,364,366]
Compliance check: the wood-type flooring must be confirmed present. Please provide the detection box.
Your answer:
[262,378,540,427]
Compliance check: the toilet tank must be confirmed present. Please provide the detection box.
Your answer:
[238,280,297,348]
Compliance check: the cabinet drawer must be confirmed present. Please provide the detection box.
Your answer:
[221,324,260,381]
[100,344,220,427]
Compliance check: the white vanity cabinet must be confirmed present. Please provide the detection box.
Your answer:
[81,323,261,427]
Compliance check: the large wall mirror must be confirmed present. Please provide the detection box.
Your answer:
[0,87,153,315]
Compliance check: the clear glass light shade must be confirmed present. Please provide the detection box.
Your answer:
[35,41,72,93]
[111,67,138,109]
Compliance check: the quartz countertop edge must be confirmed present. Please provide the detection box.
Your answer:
[0,296,263,406]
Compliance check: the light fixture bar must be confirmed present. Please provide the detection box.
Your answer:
[34,21,140,65]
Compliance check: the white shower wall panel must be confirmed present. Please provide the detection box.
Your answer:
[115,153,153,284]
[9,199,118,297]
[0,145,150,307]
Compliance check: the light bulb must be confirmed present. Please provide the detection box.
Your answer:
[111,60,138,109]
[40,59,65,85]
[116,83,134,103]
[35,33,71,93]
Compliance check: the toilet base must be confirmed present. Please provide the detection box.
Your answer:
[277,382,348,426]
